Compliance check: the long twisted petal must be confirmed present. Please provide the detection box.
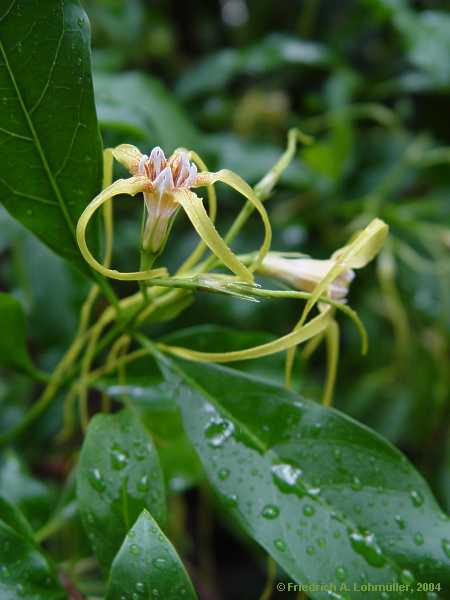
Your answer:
[195,169,272,273]
[159,306,332,362]
[173,189,254,283]
[76,177,166,281]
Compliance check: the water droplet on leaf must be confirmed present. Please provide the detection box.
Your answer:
[349,529,386,567]
[88,468,105,492]
[399,569,415,585]
[218,468,230,481]
[261,504,280,520]
[111,445,129,470]
[410,490,424,507]
[303,504,315,517]
[204,417,235,448]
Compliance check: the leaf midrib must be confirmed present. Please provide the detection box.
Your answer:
[0,5,76,241]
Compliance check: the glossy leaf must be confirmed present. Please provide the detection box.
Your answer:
[0,0,102,269]
[153,350,450,598]
[77,408,166,570]
[106,509,197,600]
[0,497,65,600]
[97,369,203,494]
[0,293,35,376]
[94,71,200,152]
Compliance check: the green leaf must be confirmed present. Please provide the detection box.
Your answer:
[0,497,65,600]
[106,509,197,600]
[153,351,450,598]
[0,293,36,376]
[97,370,203,494]
[94,71,200,153]
[0,0,102,270]
[77,408,166,570]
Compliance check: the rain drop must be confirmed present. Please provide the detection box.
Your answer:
[394,515,406,530]
[351,476,362,491]
[303,504,315,517]
[274,539,286,552]
[224,493,238,508]
[204,417,235,448]
[1,565,10,579]
[152,557,167,570]
[306,545,315,556]
[88,468,106,492]
[129,544,141,556]
[137,474,150,493]
[218,468,230,481]
[399,569,415,585]
[410,490,424,507]
[111,445,129,470]
[442,538,450,559]
[261,504,280,520]
[414,533,424,546]
[335,566,346,581]
[349,529,386,567]
[333,448,342,461]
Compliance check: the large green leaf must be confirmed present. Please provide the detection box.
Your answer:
[106,509,197,600]
[0,497,65,600]
[77,408,166,570]
[153,350,450,599]
[0,0,102,270]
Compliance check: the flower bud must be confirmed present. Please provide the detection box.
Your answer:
[261,255,355,300]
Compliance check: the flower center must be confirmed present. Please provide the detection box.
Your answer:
[138,146,197,195]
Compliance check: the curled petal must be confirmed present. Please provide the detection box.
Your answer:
[176,150,216,275]
[173,189,254,283]
[159,306,332,362]
[111,144,144,175]
[76,177,166,281]
[195,169,272,273]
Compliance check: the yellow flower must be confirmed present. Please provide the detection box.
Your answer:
[76,144,272,284]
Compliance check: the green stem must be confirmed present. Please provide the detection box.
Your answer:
[35,502,77,543]
[258,556,276,600]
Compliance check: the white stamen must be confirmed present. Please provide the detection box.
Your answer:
[184,163,198,188]
[153,166,174,195]
[149,146,167,177]
[138,154,148,175]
